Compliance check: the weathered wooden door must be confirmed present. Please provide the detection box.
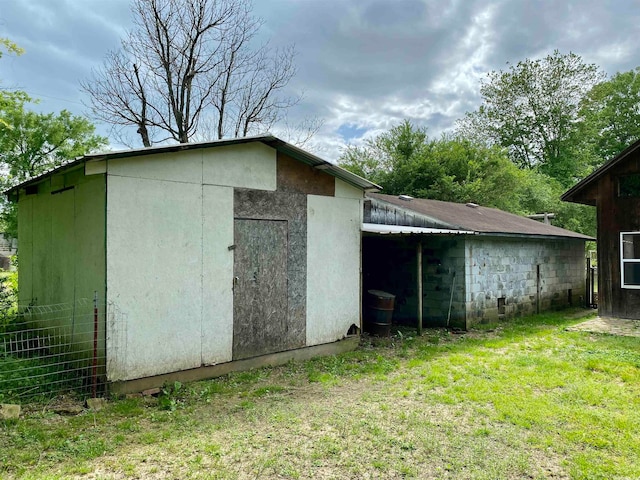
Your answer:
[233,219,288,360]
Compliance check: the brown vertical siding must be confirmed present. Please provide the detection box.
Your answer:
[596,153,640,319]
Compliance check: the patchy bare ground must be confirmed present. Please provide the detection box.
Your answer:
[61,346,569,479]
[566,316,640,337]
[76,376,568,480]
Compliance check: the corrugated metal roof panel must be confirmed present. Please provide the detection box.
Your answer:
[362,223,473,235]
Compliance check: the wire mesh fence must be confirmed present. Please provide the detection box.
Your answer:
[0,297,108,403]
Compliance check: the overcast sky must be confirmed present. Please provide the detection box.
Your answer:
[2,0,640,161]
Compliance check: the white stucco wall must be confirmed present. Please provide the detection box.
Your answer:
[106,176,204,380]
[105,143,279,381]
[202,143,276,190]
[105,143,366,380]
[106,179,237,381]
[201,185,234,365]
[335,178,364,200]
[108,150,203,184]
[107,143,276,190]
[306,195,362,346]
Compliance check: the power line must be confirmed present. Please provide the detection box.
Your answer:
[24,91,85,107]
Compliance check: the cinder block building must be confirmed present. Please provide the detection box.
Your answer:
[363,193,592,329]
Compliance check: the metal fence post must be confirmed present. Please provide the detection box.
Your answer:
[93,291,98,398]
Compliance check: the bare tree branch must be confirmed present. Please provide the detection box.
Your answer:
[82,0,301,147]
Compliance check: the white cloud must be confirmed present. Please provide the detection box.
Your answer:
[2,0,640,162]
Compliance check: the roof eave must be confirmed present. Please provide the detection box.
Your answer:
[5,134,381,197]
[366,195,461,230]
[474,231,594,242]
[362,223,474,236]
[5,159,86,198]
[562,138,640,203]
[261,137,381,190]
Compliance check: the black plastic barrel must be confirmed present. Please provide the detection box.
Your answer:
[365,290,395,337]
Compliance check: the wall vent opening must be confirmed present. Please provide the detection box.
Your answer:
[347,324,360,336]
[568,289,572,306]
[497,297,506,316]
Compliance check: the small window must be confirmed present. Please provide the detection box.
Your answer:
[618,174,640,197]
[620,232,640,288]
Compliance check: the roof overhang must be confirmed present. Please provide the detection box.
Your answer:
[365,195,459,230]
[362,223,474,236]
[474,231,595,242]
[562,138,640,204]
[260,137,380,191]
[6,134,381,197]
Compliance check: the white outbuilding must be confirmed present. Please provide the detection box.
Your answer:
[9,136,378,393]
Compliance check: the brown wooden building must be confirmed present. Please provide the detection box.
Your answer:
[562,139,640,319]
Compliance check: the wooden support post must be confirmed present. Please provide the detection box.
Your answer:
[417,240,423,336]
[536,264,541,314]
[586,257,591,308]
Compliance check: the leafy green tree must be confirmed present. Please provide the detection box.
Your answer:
[0,98,108,237]
[338,121,425,184]
[340,121,524,211]
[578,67,640,165]
[0,37,27,129]
[0,105,107,182]
[0,38,108,236]
[340,121,596,236]
[457,51,605,187]
[0,37,23,59]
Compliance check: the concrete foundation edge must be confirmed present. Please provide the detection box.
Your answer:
[109,336,360,395]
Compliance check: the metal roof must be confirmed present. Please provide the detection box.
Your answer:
[367,193,593,240]
[362,223,473,236]
[562,137,640,204]
[6,134,381,195]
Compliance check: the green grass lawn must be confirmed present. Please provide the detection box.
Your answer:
[2,309,639,479]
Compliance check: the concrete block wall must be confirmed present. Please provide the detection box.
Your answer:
[421,237,466,328]
[362,237,419,325]
[362,235,466,328]
[465,237,586,326]
[363,234,586,330]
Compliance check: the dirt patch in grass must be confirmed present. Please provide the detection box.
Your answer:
[74,377,568,479]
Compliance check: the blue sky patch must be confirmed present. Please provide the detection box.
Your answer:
[337,123,369,141]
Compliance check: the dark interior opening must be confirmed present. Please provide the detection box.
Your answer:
[498,297,506,316]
